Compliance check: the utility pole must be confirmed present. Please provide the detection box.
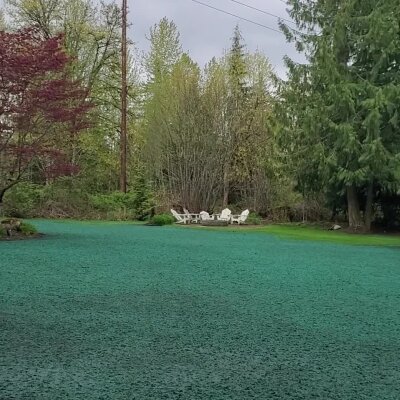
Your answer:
[120,0,128,192]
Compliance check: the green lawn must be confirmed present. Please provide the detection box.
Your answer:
[246,223,400,246]
[1,220,399,399]
[184,222,400,247]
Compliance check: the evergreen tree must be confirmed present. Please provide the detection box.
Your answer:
[222,25,248,206]
[281,0,400,230]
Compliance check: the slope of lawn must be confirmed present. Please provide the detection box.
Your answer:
[1,220,399,399]
[241,223,400,247]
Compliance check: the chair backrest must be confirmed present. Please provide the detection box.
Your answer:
[220,208,231,220]
[183,208,190,216]
[171,209,183,222]
[239,209,250,222]
[200,211,211,220]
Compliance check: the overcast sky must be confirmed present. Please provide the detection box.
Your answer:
[1,0,305,78]
[130,0,303,78]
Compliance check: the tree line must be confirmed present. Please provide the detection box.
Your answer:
[1,0,399,231]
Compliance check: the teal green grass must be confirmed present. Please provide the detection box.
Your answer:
[1,220,399,399]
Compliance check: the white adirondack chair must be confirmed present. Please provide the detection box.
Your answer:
[199,211,214,221]
[231,209,249,224]
[183,208,200,224]
[170,209,190,224]
[217,208,231,222]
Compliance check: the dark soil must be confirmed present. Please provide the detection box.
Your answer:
[0,232,43,241]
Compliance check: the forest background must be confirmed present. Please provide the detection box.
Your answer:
[1,0,399,232]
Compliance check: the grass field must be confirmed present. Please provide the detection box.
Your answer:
[233,223,400,247]
[1,220,399,399]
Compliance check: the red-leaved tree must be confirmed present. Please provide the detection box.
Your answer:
[0,28,91,204]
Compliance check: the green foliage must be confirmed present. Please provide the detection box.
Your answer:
[90,187,154,221]
[0,218,37,237]
[144,17,182,84]
[2,183,43,218]
[143,25,279,213]
[3,2,399,230]
[1,176,154,221]
[246,212,262,225]
[90,192,135,212]
[0,9,6,30]
[280,0,400,230]
[129,173,156,220]
[18,222,38,235]
[150,213,175,226]
[228,25,247,92]
[249,224,400,247]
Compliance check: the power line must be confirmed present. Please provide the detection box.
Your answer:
[191,0,282,34]
[226,0,296,26]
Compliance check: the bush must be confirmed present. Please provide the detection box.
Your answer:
[150,214,175,226]
[246,212,262,225]
[2,183,43,218]
[90,189,155,221]
[2,176,155,221]
[40,178,91,218]
[18,222,38,235]
[0,219,37,238]
[90,192,135,211]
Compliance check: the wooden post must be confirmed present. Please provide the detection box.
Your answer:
[120,0,128,192]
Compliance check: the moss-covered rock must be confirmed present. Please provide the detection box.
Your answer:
[0,218,38,239]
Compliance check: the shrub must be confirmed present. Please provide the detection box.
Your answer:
[0,219,37,237]
[90,189,155,221]
[18,222,38,235]
[2,176,155,221]
[150,214,175,226]
[90,192,135,212]
[40,178,91,218]
[2,183,43,218]
[246,212,262,225]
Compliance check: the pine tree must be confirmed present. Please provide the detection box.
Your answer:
[281,0,400,231]
[222,25,248,206]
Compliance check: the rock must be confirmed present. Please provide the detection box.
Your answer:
[1,218,21,237]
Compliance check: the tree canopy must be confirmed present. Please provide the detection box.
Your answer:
[280,0,400,230]
[1,1,399,230]
[0,29,90,202]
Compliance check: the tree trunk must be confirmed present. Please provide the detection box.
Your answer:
[222,167,229,207]
[347,185,363,230]
[0,182,20,216]
[0,189,5,216]
[364,181,374,232]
